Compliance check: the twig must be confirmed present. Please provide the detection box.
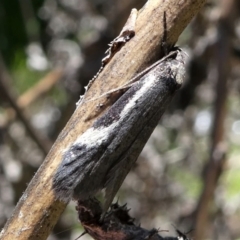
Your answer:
[1,69,63,127]
[17,69,63,108]
[0,55,52,155]
[193,0,236,239]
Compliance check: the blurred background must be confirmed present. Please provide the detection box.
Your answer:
[0,0,240,239]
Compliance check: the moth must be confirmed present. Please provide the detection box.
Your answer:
[53,49,186,211]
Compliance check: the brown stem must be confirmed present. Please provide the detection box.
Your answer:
[2,69,63,126]
[193,0,236,239]
[0,56,52,155]
[17,69,63,109]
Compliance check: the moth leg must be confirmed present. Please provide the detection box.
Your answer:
[83,82,134,104]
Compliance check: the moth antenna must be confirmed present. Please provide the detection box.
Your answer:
[74,231,87,240]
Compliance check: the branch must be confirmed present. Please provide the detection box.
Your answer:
[0,56,52,155]
[17,69,63,109]
[1,0,206,239]
[193,0,235,238]
[2,69,62,128]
